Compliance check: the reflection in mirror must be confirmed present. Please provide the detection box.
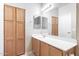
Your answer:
[42,17,48,29]
[33,16,41,29]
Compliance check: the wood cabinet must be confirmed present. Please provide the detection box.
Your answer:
[49,45,63,56]
[32,37,40,56]
[52,16,58,36]
[4,5,25,56]
[32,37,75,56]
[40,42,49,56]
[32,38,62,56]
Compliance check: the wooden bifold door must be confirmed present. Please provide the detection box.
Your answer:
[16,8,25,55]
[4,5,25,56]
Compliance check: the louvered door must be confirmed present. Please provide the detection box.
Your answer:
[4,5,16,56]
[16,8,25,55]
[4,5,25,56]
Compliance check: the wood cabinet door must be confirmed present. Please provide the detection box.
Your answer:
[49,45,62,56]
[16,8,25,21]
[4,5,15,21]
[16,21,25,55]
[52,16,58,36]
[4,21,15,56]
[40,42,49,56]
[32,38,40,56]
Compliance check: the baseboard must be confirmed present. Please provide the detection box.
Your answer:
[0,52,3,56]
[27,50,34,56]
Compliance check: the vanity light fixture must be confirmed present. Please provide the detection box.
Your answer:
[41,4,50,11]
[41,3,54,13]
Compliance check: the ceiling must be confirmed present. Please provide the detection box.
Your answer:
[41,3,69,9]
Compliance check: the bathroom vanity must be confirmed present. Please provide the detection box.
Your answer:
[32,34,77,56]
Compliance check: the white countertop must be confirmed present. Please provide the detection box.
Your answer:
[32,34,77,51]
